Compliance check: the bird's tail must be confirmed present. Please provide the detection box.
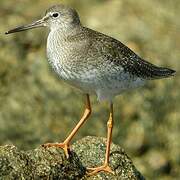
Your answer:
[137,58,176,80]
[150,66,176,79]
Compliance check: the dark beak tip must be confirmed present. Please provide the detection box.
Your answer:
[5,19,44,35]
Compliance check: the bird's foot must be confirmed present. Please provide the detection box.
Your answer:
[42,142,70,158]
[87,164,114,176]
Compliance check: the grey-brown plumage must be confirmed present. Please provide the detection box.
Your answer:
[45,5,175,79]
[66,27,175,80]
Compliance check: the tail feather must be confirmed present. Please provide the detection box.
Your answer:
[134,58,176,80]
[150,66,176,79]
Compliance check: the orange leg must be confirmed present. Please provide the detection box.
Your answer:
[87,103,114,175]
[42,94,91,158]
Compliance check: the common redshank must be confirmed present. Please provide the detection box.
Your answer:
[5,4,175,175]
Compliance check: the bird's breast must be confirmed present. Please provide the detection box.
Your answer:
[47,32,73,79]
[46,31,97,93]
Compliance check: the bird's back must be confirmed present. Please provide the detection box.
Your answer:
[81,27,176,80]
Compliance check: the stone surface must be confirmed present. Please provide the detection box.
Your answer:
[0,136,144,179]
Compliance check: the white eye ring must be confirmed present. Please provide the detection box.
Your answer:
[52,12,59,18]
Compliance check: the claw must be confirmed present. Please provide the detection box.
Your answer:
[87,164,114,176]
[42,142,70,158]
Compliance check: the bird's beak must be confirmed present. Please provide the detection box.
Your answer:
[5,17,47,35]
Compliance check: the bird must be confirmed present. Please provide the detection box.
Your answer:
[5,4,175,175]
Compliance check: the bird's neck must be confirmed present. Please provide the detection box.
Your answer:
[47,24,84,65]
[50,24,82,40]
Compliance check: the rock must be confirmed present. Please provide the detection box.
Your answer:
[0,136,144,179]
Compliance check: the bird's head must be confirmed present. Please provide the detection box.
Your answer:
[5,4,81,34]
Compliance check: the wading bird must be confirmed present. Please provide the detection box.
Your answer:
[5,4,175,175]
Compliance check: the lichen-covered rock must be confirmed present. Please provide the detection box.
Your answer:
[0,144,85,179]
[0,136,144,179]
[73,136,145,180]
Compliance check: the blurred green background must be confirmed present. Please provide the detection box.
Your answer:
[0,0,179,179]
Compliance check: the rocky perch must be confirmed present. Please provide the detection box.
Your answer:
[0,136,145,179]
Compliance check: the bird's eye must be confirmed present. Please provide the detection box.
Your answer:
[52,13,59,18]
